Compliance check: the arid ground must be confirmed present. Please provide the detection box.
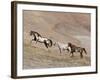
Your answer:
[23,10,91,69]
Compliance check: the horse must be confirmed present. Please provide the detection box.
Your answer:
[30,31,53,48]
[67,42,87,58]
[53,42,68,54]
[30,30,42,43]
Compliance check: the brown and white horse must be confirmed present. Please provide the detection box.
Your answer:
[30,31,53,48]
[67,42,87,58]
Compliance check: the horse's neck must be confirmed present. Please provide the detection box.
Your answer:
[37,33,41,37]
[73,44,77,48]
[70,44,77,50]
[32,31,41,37]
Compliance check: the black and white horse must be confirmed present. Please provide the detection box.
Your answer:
[30,31,53,48]
[67,42,87,58]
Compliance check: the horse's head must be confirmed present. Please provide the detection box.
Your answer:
[30,30,33,36]
[68,42,72,46]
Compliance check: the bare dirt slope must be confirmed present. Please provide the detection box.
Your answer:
[23,10,91,69]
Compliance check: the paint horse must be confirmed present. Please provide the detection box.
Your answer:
[30,31,53,48]
[67,42,87,58]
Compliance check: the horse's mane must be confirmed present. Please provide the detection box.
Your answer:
[68,42,77,49]
[47,39,53,47]
[30,30,42,37]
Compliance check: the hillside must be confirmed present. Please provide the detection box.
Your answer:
[23,10,91,69]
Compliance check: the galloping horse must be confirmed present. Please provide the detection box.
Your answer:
[53,42,68,54]
[67,42,87,58]
[30,31,53,48]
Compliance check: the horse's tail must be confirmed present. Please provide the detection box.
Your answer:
[83,48,87,54]
[44,40,48,48]
[48,39,53,47]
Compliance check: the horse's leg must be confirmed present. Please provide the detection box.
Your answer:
[58,45,62,54]
[30,39,33,45]
[35,39,38,44]
[30,39,32,44]
[80,50,83,58]
[30,39,36,47]
[70,51,74,57]
[44,40,48,48]
[71,53,74,57]
[83,48,87,54]
[44,41,51,52]
[35,37,39,44]
[59,48,62,54]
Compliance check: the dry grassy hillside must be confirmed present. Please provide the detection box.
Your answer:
[23,10,91,69]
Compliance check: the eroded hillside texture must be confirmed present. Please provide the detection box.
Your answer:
[23,10,91,69]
